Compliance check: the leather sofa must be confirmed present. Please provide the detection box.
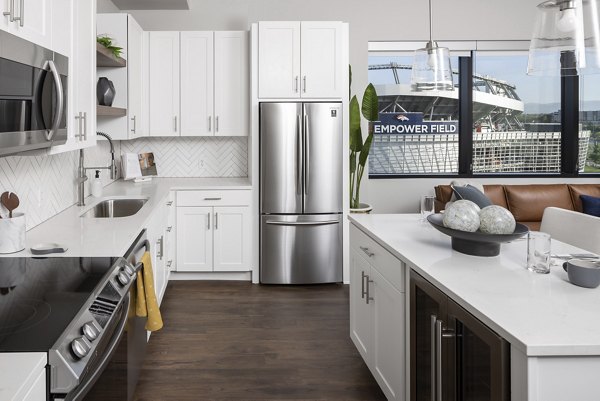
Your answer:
[434,183,600,230]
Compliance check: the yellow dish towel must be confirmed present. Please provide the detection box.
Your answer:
[135,251,164,332]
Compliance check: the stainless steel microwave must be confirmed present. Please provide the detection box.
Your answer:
[0,30,68,156]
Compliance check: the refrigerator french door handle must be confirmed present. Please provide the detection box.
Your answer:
[431,315,437,401]
[296,114,302,196]
[265,220,339,226]
[304,113,309,198]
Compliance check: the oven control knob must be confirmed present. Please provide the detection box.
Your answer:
[82,321,101,342]
[116,271,130,287]
[71,336,91,359]
[122,263,135,276]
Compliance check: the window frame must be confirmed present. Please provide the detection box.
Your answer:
[367,40,600,179]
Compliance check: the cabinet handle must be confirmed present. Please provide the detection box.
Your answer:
[431,315,437,401]
[74,113,83,139]
[166,226,173,232]
[15,0,22,26]
[215,116,219,132]
[203,197,221,201]
[215,212,218,229]
[360,271,367,299]
[295,76,299,93]
[3,0,14,22]
[360,246,374,258]
[365,274,374,304]
[174,116,178,132]
[436,319,443,401]
[82,112,87,140]
[207,212,211,230]
[208,116,212,132]
[157,236,164,260]
[131,115,137,133]
[166,201,173,206]
[302,76,306,93]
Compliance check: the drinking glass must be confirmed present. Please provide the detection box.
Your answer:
[420,195,435,220]
[527,231,551,274]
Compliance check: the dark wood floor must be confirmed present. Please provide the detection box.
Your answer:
[133,281,386,401]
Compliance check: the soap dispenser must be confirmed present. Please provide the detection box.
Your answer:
[91,170,103,197]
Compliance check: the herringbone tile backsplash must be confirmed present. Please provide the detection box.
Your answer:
[0,137,248,230]
[120,137,248,177]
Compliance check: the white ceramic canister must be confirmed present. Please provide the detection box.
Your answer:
[0,212,26,253]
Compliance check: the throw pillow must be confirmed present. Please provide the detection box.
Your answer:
[449,180,485,202]
[580,195,600,217]
[452,184,493,208]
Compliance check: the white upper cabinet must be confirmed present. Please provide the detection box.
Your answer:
[48,0,97,155]
[180,31,214,137]
[127,16,145,138]
[0,0,51,49]
[181,31,248,137]
[258,21,343,99]
[214,31,248,137]
[149,31,180,137]
[300,22,343,99]
[258,22,300,99]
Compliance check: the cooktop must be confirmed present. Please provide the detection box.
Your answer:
[0,257,118,352]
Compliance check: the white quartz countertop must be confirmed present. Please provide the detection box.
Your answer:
[0,353,46,400]
[8,178,251,258]
[349,213,600,357]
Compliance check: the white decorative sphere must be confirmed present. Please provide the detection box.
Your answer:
[479,205,516,234]
[443,200,481,232]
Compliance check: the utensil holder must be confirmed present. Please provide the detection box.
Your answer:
[0,213,26,254]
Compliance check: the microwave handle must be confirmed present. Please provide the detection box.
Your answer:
[47,60,64,141]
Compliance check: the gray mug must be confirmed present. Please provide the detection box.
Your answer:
[563,259,600,289]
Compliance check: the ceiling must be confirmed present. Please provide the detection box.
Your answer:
[111,0,190,10]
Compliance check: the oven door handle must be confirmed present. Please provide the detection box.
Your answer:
[47,60,64,141]
[131,239,150,257]
[64,293,131,401]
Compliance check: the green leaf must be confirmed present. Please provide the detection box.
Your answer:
[361,83,379,122]
[359,133,373,167]
[350,151,357,174]
[349,96,363,152]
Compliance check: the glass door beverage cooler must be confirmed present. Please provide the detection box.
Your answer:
[410,271,511,401]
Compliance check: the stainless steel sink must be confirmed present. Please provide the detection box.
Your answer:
[81,198,148,218]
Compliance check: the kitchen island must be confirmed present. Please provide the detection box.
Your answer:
[349,213,600,401]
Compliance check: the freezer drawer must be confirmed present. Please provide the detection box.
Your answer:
[260,214,342,284]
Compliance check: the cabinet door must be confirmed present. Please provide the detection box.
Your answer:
[128,16,145,138]
[47,0,96,155]
[149,31,180,137]
[371,267,405,401]
[214,31,248,136]
[258,21,300,99]
[180,31,214,137]
[146,211,165,304]
[213,206,251,271]
[300,22,343,99]
[410,271,448,401]
[165,193,176,272]
[0,0,51,48]
[176,207,213,272]
[349,250,373,364]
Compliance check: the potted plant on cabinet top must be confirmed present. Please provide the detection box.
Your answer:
[349,80,378,213]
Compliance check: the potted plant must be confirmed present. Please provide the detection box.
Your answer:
[349,79,378,213]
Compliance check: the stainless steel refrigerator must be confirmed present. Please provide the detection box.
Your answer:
[260,102,343,284]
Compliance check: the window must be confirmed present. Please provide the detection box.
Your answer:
[472,52,563,174]
[580,74,600,173]
[368,54,460,175]
[367,41,599,178]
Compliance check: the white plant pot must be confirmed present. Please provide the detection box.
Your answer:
[0,213,26,254]
[350,203,373,214]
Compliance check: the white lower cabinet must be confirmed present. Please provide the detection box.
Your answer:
[176,190,251,273]
[146,194,174,304]
[350,225,406,401]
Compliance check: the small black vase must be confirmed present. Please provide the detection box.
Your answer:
[97,77,116,106]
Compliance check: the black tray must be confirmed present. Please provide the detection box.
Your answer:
[427,213,529,257]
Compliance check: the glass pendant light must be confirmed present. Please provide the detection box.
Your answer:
[411,0,454,91]
[528,0,600,76]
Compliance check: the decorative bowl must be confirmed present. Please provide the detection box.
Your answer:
[427,213,529,257]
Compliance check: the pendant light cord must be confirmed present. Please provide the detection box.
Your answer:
[429,0,433,44]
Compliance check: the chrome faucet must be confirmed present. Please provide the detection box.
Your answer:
[77,132,118,206]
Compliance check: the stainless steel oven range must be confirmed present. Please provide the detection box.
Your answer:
[0,231,150,401]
